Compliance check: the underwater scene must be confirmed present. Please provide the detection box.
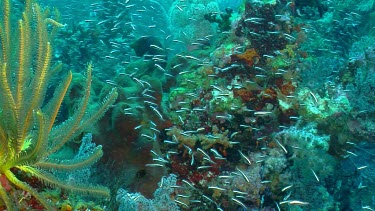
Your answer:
[0,0,374,210]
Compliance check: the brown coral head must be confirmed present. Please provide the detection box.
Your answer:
[231,48,260,66]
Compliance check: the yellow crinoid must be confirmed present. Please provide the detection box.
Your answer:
[0,0,117,209]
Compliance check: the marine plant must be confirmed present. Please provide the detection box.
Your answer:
[0,0,117,209]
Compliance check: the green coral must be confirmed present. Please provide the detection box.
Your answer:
[296,87,352,122]
[210,92,243,112]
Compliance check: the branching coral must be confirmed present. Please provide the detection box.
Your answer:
[166,125,232,149]
[117,174,179,211]
[0,0,117,209]
[168,0,220,43]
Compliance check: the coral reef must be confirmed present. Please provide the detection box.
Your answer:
[0,0,373,210]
